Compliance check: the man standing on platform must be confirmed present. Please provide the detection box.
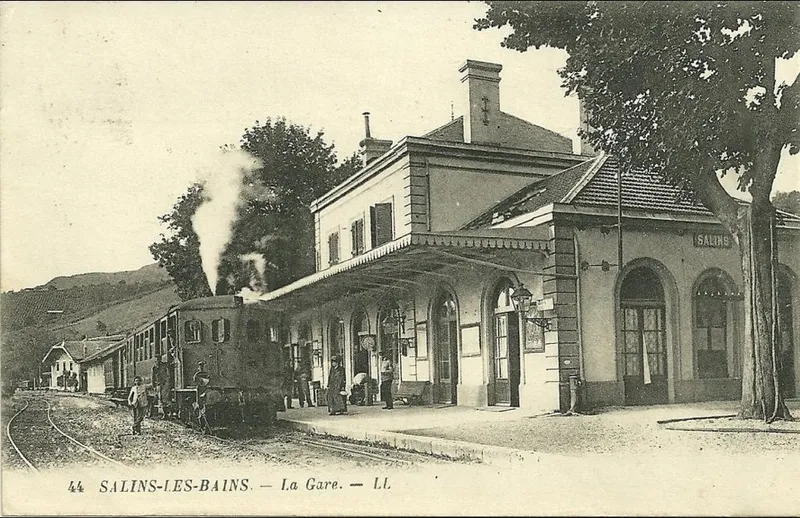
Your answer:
[379,352,394,410]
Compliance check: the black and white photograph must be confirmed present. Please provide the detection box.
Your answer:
[1,1,799,516]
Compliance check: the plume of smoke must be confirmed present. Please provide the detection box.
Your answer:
[192,148,262,295]
[238,252,267,292]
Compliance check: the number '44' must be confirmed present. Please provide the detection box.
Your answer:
[68,481,84,493]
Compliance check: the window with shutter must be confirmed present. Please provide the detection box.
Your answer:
[185,320,202,343]
[351,218,365,256]
[370,203,393,247]
[212,318,230,343]
[328,231,340,266]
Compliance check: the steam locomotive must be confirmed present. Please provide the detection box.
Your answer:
[106,295,285,431]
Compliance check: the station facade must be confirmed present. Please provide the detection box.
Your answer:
[259,59,800,413]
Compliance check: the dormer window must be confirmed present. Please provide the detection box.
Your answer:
[370,202,393,248]
[328,231,340,266]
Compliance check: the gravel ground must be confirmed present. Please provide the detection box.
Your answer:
[401,399,800,457]
[3,392,448,473]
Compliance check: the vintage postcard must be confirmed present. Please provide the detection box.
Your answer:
[2,2,799,516]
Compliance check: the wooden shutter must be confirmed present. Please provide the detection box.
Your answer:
[370,203,393,247]
[328,232,340,265]
[351,219,364,256]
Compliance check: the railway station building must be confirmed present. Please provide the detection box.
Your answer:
[41,336,123,392]
[258,59,800,413]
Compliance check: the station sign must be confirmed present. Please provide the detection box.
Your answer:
[693,233,732,249]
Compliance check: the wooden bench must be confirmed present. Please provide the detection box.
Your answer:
[392,381,429,406]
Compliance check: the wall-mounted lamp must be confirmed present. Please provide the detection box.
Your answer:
[510,283,551,331]
[381,308,406,335]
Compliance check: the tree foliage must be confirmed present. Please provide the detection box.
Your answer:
[773,190,800,215]
[149,183,213,300]
[477,1,799,420]
[151,118,361,299]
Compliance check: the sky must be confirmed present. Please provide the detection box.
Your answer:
[1,1,798,292]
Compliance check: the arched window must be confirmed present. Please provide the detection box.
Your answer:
[693,275,730,379]
[491,279,520,406]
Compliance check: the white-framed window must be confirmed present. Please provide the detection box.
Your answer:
[212,318,230,343]
[185,319,203,343]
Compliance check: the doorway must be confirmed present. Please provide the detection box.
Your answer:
[433,291,458,404]
[620,267,669,405]
[492,280,520,407]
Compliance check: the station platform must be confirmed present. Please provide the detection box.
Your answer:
[277,401,538,466]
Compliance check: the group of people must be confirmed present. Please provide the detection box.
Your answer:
[129,351,397,434]
[283,352,395,416]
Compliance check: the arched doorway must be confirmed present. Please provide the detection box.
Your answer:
[351,310,371,378]
[620,266,668,405]
[433,290,458,404]
[491,279,520,407]
[778,269,796,398]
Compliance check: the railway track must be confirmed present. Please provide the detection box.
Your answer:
[284,434,412,465]
[6,396,129,472]
[204,427,413,466]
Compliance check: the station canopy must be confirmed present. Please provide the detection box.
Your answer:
[257,228,552,312]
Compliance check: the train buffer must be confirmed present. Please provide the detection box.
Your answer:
[392,381,429,406]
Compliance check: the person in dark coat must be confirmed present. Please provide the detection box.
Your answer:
[295,359,314,408]
[326,355,347,415]
[281,360,294,410]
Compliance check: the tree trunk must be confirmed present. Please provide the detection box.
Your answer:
[737,199,793,422]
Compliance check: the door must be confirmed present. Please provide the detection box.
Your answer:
[622,306,668,405]
[493,312,520,406]
[434,293,458,404]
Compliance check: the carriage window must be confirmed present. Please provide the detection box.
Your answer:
[185,320,202,343]
[247,319,260,342]
[694,276,730,379]
[212,318,230,343]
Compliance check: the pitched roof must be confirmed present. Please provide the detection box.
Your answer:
[42,336,125,364]
[465,154,719,229]
[570,156,712,216]
[422,112,573,153]
[463,156,600,229]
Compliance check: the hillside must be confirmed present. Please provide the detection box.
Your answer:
[55,284,182,338]
[39,263,171,290]
[1,263,175,332]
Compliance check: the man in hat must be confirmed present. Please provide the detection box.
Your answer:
[379,352,394,410]
[127,376,149,434]
[326,355,347,415]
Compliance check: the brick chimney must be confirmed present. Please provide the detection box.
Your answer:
[459,60,503,145]
[359,112,393,166]
[578,95,598,156]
